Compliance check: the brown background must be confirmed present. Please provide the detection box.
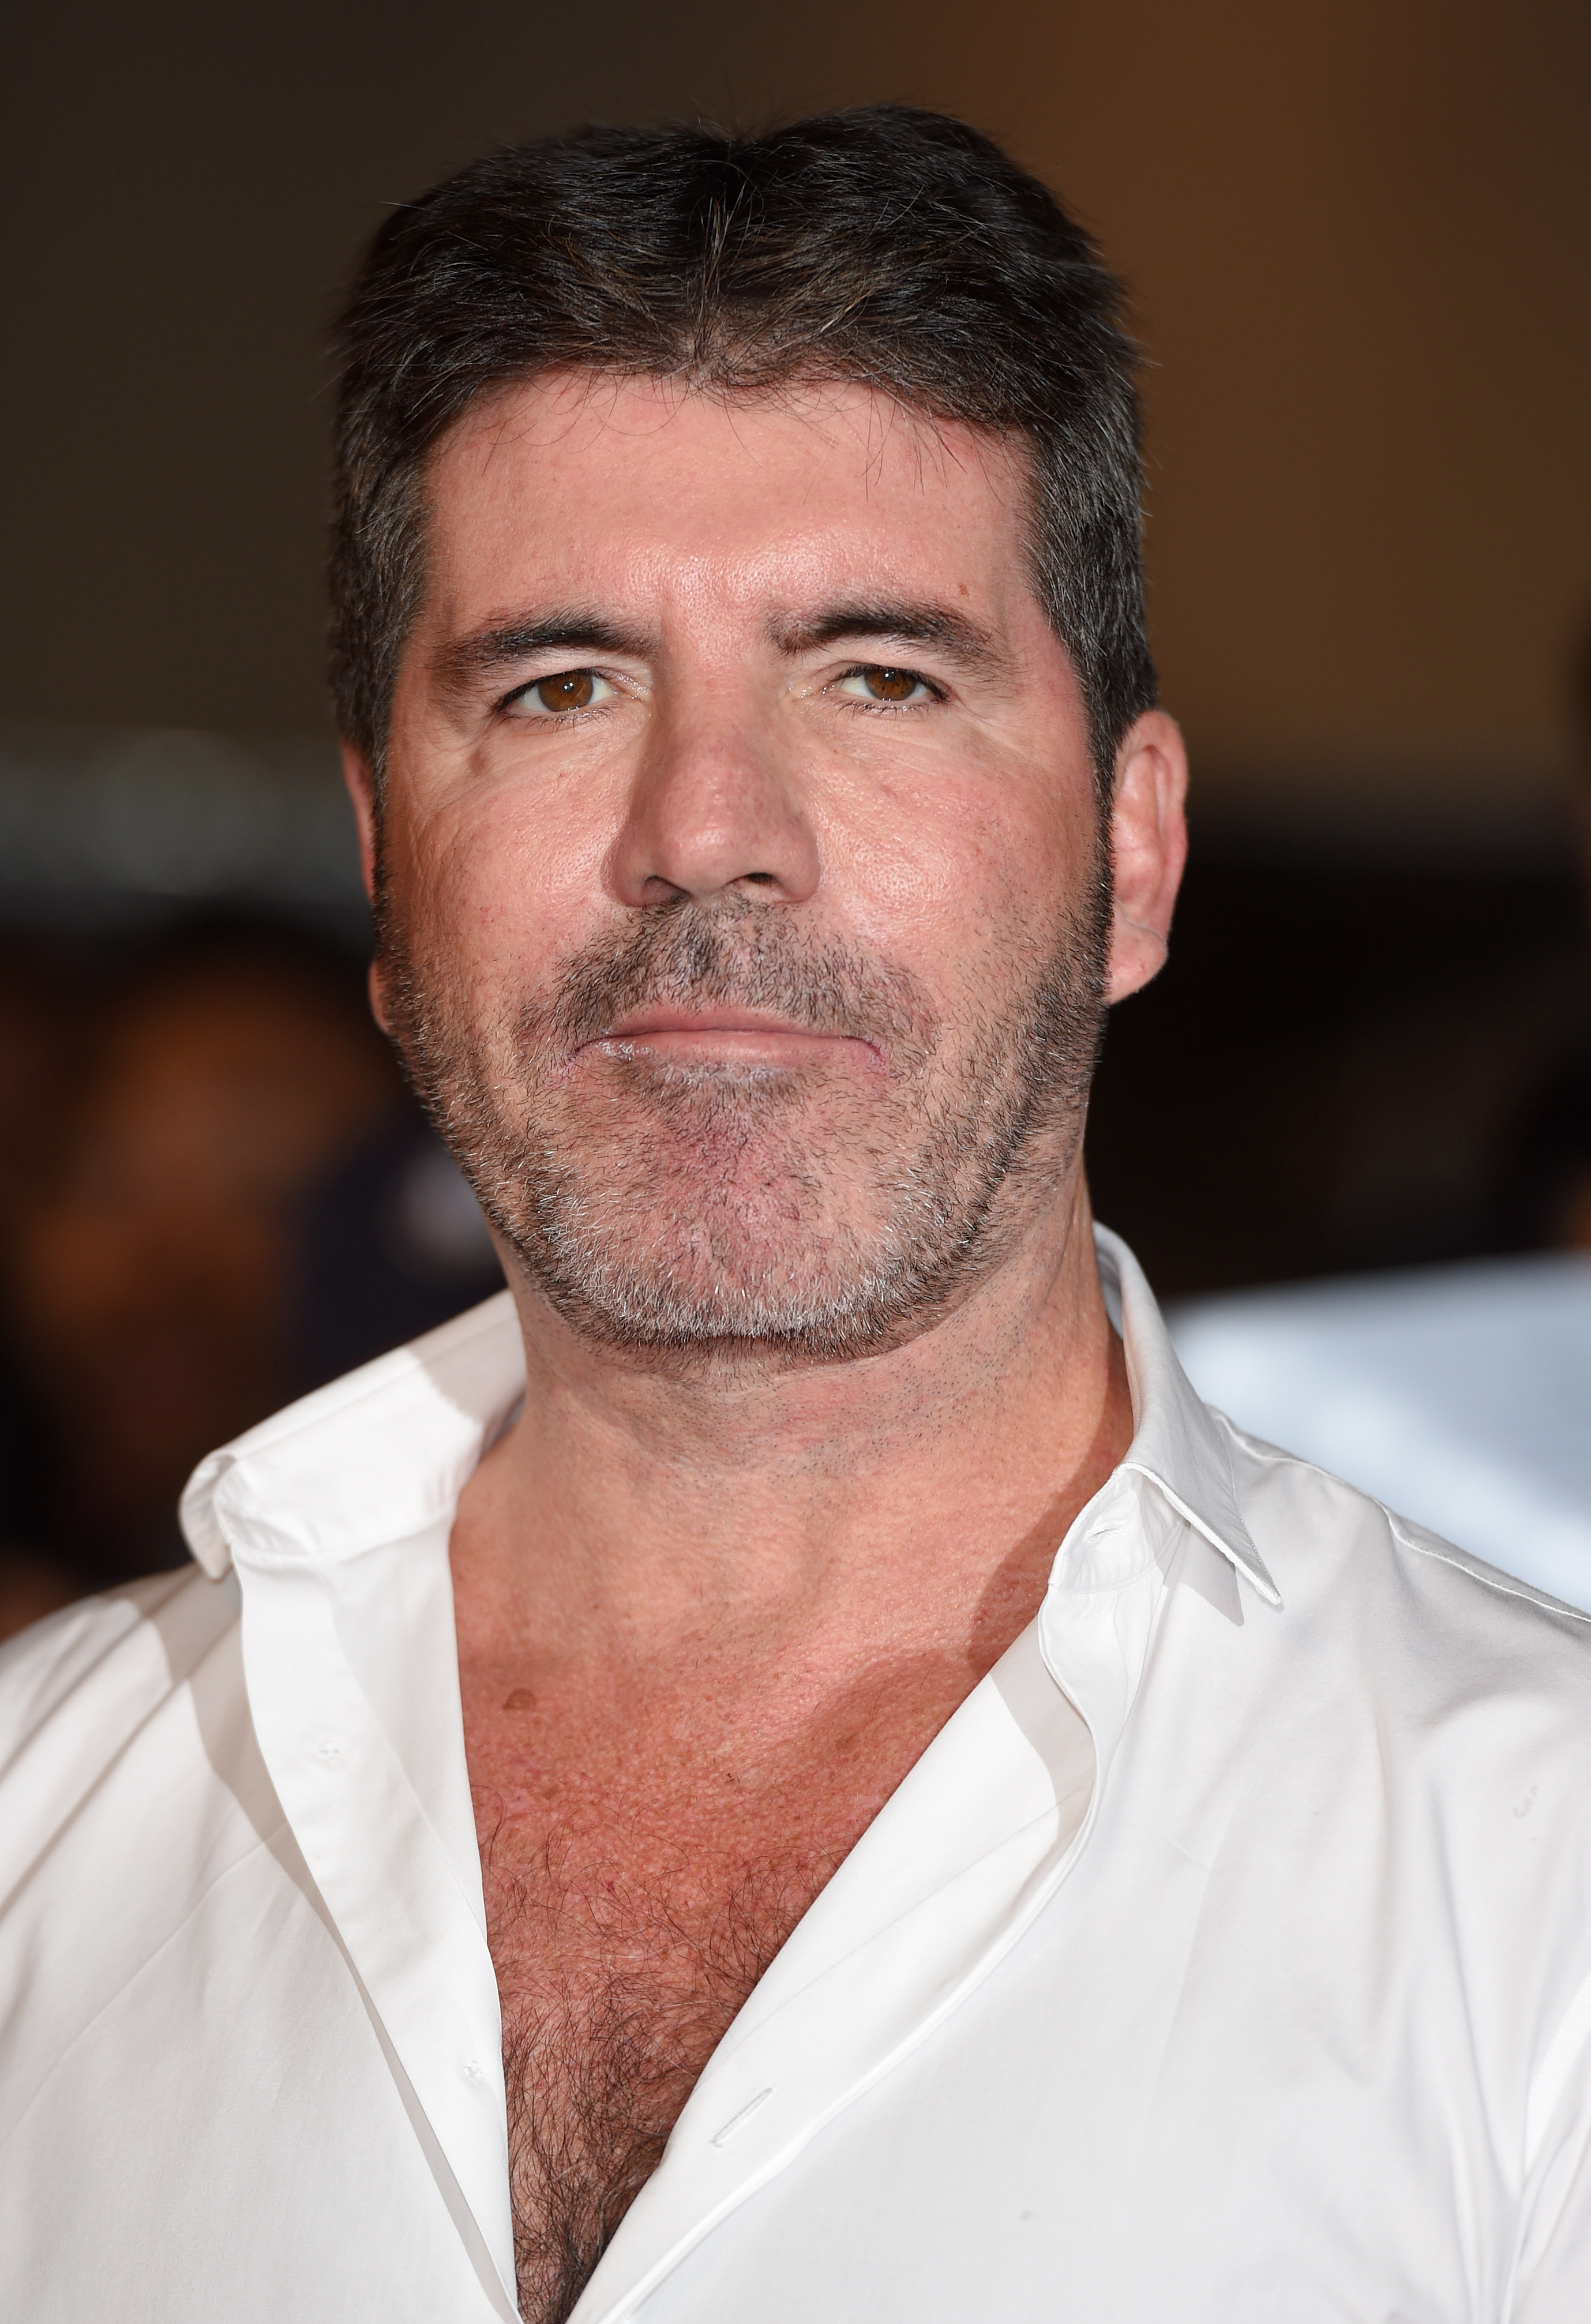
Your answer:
[4,0,1589,818]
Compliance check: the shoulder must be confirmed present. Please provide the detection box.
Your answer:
[1212,1417,1591,1962]
[1218,1408,1591,1686]
[0,1566,242,1861]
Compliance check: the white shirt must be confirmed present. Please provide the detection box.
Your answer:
[1171,1253,1591,1609]
[3,1229,1590,2322]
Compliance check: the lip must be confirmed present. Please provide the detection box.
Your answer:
[581,1005,880,1065]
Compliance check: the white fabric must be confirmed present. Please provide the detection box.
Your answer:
[1171,1253,1591,1610]
[3,1228,1590,2322]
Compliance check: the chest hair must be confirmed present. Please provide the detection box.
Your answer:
[467,1636,1007,2321]
[483,1809,846,2324]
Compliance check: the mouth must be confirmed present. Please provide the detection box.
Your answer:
[579,1005,883,1071]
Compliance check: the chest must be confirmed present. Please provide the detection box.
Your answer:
[462,1675,952,2321]
[463,1656,967,2001]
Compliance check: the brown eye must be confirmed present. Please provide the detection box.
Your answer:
[834,663,934,709]
[862,666,921,701]
[530,670,597,712]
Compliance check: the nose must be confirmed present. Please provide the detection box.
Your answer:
[606,699,821,909]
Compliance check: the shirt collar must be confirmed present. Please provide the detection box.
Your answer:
[181,1227,1277,1610]
[175,1226,1277,2324]
[179,1291,526,1577]
[1093,1226,1281,1609]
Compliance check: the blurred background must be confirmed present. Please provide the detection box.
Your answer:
[1,0,1589,1630]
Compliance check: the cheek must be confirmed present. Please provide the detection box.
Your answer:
[812,756,1098,1006]
[383,775,614,997]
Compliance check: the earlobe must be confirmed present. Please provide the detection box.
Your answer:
[1113,908,1170,970]
[1104,711,1190,1005]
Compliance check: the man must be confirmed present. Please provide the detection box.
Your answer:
[2,108,1588,2324]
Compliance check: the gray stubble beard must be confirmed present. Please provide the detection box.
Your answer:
[377,866,1110,1365]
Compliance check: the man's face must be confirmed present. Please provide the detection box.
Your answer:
[369,374,1114,1360]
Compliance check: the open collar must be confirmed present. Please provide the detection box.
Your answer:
[173,1227,1278,2324]
[179,1291,525,1579]
[179,1228,1277,1610]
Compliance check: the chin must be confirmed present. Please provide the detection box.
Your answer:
[500,1181,987,1365]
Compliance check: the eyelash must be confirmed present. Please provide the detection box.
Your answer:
[500,670,617,719]
[832,663,944,711]
[496,660,947,720]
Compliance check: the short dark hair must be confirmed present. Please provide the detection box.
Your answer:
[330,105,1155,795]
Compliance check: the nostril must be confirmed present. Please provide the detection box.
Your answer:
[741,871,778,887]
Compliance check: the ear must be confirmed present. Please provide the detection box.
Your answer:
[1105,710,1190,1004]
[340,742,392,1035]
[340,741,379,903]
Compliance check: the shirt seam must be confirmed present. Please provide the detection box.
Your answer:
[1386,1516,1591,1627]
[1215,1419,1591,1628]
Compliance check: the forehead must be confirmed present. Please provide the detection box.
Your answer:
[420,372,1034,617]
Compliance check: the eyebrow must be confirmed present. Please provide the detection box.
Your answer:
[431,596,1009,704]
[769,600,1008,676]
[432,611,655,701]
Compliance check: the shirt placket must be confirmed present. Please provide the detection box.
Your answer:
[566,1474,1170,2324]
[218,1497,520,2320]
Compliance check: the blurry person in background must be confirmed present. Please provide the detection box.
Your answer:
[0,914,503,1640]
[289,1070,505,1391]
[3,923,400,1601]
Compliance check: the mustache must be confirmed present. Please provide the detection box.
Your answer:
[539,896,935,1056]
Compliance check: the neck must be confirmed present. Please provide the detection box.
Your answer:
[451,1177,1133,1688]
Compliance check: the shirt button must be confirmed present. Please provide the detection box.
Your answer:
[313,1736,344,1763]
